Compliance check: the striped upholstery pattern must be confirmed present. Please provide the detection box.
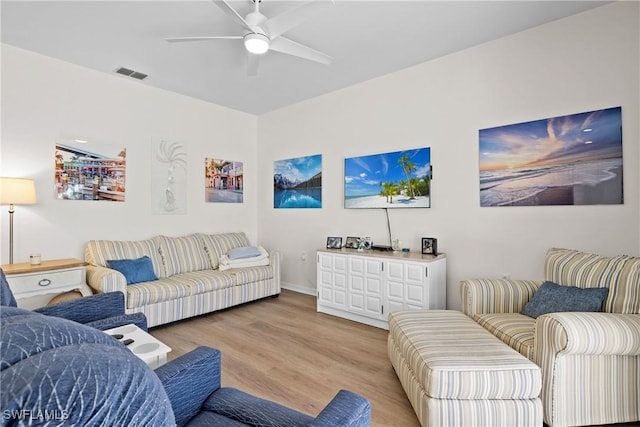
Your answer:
[199,232,251,269]
[544,248,640,314]
[388,310,542,426]
[86,238,166,279]
[535,313,640,427]
[461,279,542,319]
[475,313,536,360]
[157,234,212,276]
[127,280,278,327]
[461,248,640,427]
[125,271,236,308]
[86,233,281,327]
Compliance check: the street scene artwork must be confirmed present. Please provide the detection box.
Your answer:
[274,154,322,208]
[205,158,244,203]
[344,147,431,209]
[54,140,126,201]
[479,106,623,207]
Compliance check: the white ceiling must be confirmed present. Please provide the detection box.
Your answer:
[1,1,609,115]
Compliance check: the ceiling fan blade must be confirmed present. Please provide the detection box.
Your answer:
[212,0,257,33]
[166,36,242,43]
[264,0,334,39]
[247,53,260,76]
[269,37,332,65]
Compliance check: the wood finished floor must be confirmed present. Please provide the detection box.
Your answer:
[151,289,419,427]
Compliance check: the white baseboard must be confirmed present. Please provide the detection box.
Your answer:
[281,282,317,296]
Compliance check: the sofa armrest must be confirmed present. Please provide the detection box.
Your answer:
[86,265,127,295]
[155,346,222,427]
[34,291,126,324]
[535,312,640,358]
[310,390,372,427]
[270,250,281,290]
[460,279,543,318]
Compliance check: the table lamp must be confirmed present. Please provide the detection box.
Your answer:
[0,177,37,264]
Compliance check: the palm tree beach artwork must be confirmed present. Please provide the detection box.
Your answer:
[344,147,431,209]
[479,106,622,207]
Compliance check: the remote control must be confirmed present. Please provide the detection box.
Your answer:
[110,334,124,340]
[122,338,135,346]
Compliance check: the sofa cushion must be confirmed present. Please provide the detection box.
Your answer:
[107,256,158,285]
[157,235,212,276]
[545,248,640,314]
[520,281,609,319]
[388,310,541,400]
[198,232,252,269]
[125,271,236,308]
[474,313,536,360]
[86,238,166,279]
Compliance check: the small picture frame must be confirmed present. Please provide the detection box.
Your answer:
[326,237,343,249]
[421,237,438,255]
[345,236,359,249]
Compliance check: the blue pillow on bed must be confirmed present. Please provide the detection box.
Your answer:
[227,246,262,260]
[107,256,158,285]
[521,281,609,318]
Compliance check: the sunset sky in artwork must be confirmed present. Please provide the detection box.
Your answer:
[479,107,622,171]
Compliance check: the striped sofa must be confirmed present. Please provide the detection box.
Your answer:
[85,232,280,328]
[461,248,640,427]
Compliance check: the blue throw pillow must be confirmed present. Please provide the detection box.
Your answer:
[106,256,158,285]
[227,246,262,260]
[521,281,609,319]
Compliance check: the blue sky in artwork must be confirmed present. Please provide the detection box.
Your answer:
[479,106,622,171]
[345,148,431,197]
[274,154,322,181]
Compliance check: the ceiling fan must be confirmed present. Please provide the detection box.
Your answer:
[166,0,334,76]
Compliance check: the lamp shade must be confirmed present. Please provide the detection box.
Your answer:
[0,177,37,205]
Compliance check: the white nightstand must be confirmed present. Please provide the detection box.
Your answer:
[2,258,91,309]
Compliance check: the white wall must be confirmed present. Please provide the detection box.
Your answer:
[257,2,640,308]
[0,45,259,264]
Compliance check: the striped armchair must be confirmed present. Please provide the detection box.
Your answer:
[461,248,640,427]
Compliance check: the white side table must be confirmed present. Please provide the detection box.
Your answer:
[104,324,172,369]
[2,258,91,309]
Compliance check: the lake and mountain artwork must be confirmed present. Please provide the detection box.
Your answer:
[274,154,322,208]
[344,147,431,209]
[479,106,623,207]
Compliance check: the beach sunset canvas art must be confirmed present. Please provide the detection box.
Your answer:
[274,154,322,208]
[479,107,623,207]
[345,147,431,209]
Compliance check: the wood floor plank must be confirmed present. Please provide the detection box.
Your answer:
[151,289,420,426]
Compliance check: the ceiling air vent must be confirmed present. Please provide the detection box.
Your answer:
[115,66,148,80]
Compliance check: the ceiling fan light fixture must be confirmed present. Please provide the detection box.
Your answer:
[244,33,269,54]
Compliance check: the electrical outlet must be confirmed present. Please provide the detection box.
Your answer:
[301,251,307,261]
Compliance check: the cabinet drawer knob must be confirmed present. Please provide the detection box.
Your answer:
[38,279,52,287]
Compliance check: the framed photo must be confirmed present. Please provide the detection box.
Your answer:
[345,236,359,249]
[422,238,438,255]
[326,237,343,249]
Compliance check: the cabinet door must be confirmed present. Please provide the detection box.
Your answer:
[348,256,383,319]
[317,253,348,309]
[385,260,427,317]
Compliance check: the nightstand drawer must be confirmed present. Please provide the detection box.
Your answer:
[9,268,85,294]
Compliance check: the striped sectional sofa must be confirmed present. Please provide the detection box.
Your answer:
[461,248,640,427]
[85,232,280,328]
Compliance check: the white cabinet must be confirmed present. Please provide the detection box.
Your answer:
[316,250,446,329]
